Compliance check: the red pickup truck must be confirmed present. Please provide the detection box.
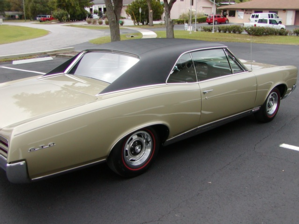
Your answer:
[206,14,229,25]
[36,15,55,22]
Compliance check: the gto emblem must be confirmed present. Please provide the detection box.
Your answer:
[28,142,56,152]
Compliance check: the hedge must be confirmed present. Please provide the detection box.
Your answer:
[201,25,244,34]
[294,28,299,36]
[173,16,207,24]
[244,27,290,36]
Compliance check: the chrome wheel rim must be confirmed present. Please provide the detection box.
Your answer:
[123,131,153,167]
[266,92,279,116]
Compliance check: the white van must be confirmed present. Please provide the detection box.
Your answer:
[249,13,282,24]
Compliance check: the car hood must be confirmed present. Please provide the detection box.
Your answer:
[0,74,108,129]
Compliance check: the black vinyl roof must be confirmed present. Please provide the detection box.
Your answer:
[98,39,226,93]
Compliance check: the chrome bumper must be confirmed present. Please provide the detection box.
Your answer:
[283,84,296,99]
[0,155,30,183]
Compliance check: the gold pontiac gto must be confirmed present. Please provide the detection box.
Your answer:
[0,39,297,183]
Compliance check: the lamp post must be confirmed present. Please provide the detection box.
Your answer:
[212,0,215,33]
[139,7,141,24]
[23,0,26,21]
[189,0,192,34]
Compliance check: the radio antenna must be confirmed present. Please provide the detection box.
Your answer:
[250,34,253,71]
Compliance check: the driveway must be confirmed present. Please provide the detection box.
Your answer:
[0,21,110,57]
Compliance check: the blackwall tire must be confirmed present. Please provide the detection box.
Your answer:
[107,127,160,177]
[255,87,281,123]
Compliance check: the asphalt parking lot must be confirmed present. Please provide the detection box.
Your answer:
[0,42,299,224]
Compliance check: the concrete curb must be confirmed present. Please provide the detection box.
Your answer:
[0,47,75,60]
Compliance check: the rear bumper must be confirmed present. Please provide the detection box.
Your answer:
[0,155,30,183]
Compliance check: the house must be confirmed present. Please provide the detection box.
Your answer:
[170,0,216,19]
[87,0,215,20]
[86,0,134,18]
[218,0,299,25]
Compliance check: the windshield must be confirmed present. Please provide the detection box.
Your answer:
[68,52,139,83]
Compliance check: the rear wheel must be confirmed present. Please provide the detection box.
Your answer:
[225,20,229,24]
[255,87,280,122]
[214,21,218,25]
[107,127,159,177]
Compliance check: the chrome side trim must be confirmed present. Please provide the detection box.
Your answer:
[164,109,255,146]
[31,159,105,181]
[6,160,30,183]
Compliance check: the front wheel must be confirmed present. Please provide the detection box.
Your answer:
[225,20,229,24]
[255,87,280,122]
[107,127,159,177]
[214,21,218,25]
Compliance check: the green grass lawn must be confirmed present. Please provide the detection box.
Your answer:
[155,30,299,45]
[0,25,49,44]
[66,25,109,30]
[87,29,299,45]
[90,32,142,44]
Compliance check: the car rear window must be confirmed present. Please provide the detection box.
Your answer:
[68,52,139,83]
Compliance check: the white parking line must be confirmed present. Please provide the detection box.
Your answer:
[12,57,53,65]
[0,66,45,75]
[280,143,299,152]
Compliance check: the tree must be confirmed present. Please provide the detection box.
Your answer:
[104,0,123,42]
[163,0,176,38]
[146,0,153,26]
[126,0,163,25]
[48,0,91,21]
[0,0,10,15]
[7,0,23,11]
[26,0,52,20]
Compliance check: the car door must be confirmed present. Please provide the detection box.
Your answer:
[191,48,257,125]
[167,53,202,135]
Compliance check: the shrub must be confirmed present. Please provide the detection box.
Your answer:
[52,9,69,22]
[98,19,103,25]
[293,28,299,36]
[202,26,213,32]
[105,19,109,25]
[86,18,92,24]
[92,19,97,25]
[119,20,124,26]
[244,26,288,36]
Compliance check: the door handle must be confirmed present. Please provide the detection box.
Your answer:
[203,89,213,94]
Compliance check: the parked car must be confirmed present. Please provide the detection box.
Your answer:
[0,39,297,183]
[250,13,282,24]
[206,14,229,25]
[244,18,286,29]
[36,15,54,22]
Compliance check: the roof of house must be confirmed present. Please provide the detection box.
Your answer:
[218,0,299,10]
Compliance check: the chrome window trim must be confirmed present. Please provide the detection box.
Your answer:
[166,46,226,83]
[224,48,248,72]
[64,51,86,74]
[166,46,247,84]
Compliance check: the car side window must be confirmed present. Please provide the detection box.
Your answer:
[225,53,244,74]
[168,54,197,83]
[191,49,232,81]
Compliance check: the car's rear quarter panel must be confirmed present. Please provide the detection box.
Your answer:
[9,84,202,179]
